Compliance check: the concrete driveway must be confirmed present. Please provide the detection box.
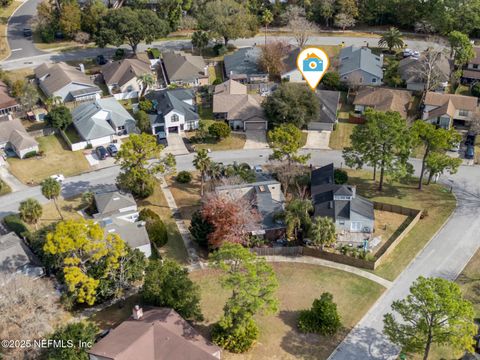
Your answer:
[243,130,269,149]
[164,134,189,156]
[303,130,331,150]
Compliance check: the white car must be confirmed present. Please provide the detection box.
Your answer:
[50,174,65,183]
[254,165,263,173]
[403,49,413,57]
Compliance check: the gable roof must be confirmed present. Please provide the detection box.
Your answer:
[398,52,450,85]
[88,307,221,360]
[282,47,301,74]
[315,90,340,124]
[162,51,206,82]
[94,190,137,215]
[339,46,383,78]
[0,81,17,110]
[0,232,43,276]
[0,117,37,150]
[102,57,152,87]
[224,47,265,79]
[424,92,478,119]
[146,89,199,125]
[353,87,413,119]
[469,47,480,65]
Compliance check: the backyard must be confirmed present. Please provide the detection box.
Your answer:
[7,135,90,184]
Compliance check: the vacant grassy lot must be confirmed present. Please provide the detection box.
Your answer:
[347,170,456,281]
[191,262,385,360]
[137,181,189,264]
[329,121,357,150]
[0,1,23,60]
[8,135,90,184]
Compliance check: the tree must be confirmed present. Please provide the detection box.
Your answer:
[343,109,413,191]
[448,31,475,68]
[208,121,231,140]
[141,259,203,321]
[334,168,348,184]
[261,9,273,45]
[197,0,257,46]
[409,48,448,100]
[41,177,63,220]
[17,82,39,111]
[59,1,81,38]
[383,60,403,88]
[19,198,42,229]
[263,83,319,128]
[44,105,72,130]
[191,30,209,51]
[284,198,313,240]
[378,27,404,53]
[136,73,155,98]
[298,292,342,335]
[258,41,289,81]
[310,0,335,27]
[209,243,278,353]
[135,110,151,133]
[384,276,476,360]
[309,216,336,249]
[95,8,169,54]
[334,12,356,30]
[149,0,187,30]
[425,151,462,185]
[44,95,62,112]
[410,121,461,189]
[81,0,107,35]
[43,219,127,305]
[116,133,175,198]
[44,322,98,360]
[193,149,211,196]
[189,209,213,248]
[320,71,341,90]
[287,6,317,48]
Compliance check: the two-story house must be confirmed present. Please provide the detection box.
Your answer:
[461,47,480,84]
[422,92,478,129]
[339,46,383,86]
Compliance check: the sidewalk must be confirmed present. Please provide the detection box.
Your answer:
[0,159,28,192]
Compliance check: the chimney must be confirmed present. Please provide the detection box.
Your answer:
[132,305,143,320]
[79,63,85,73]
[204,66,209,76]
[351,186,356,198]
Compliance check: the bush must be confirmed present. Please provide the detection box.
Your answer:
[212,78,222,85]
[472,82,480,98]
[138,99,153,112]
[147,219,168,247]
[3,214,28,237]
[211,316,259,353]
[208,122,231,140]
[85,143,93,149]
[334,169,348,184]
[176,171,192,183]
[23,151,37,159]
[189,210,213,248]
[43,322,98,360]
[74,31,90,44]
[40,27,55,43]
[213,44,227,56]
[114,48,125,60]
[139,208,160,223]
[320,71,341,90]
[135,110,151,133]
[298,292,342,335]
[147,47,160,59]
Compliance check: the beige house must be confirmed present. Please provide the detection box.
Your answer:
[422,92,478,128]
[161,51,209,87]
[212,79,267,131]
[101,57,153,100]
[0,116,38,158]
[353,87,413,119]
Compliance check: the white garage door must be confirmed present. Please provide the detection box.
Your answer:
[245,121,267,130]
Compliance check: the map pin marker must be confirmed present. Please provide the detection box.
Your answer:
[297,47,330,91]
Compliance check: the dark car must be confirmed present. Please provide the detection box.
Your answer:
[107,144,118,156]
[96,55,107,65]
[23,28,32,37]
[95,146,108,160]
[465,144,475,159]
[466,133,477,146]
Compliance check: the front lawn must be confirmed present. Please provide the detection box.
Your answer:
[191,133,246,151]
[7,135,90,184]
[329,121,357,150]
[191,262,385,360]
[166,173,202,224]
[347,170,456,281]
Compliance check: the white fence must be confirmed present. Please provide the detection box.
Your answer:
[113,91,139,100]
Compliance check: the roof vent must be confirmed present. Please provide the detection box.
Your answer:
[113,197,120,201]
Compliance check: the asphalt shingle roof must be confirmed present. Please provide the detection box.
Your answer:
[94,190,137,215]
[224,47,265,78]
[315,90,340,124]
[162,51,206,82]
[102,57,152,87]
[146,89,199,126]
[339,46,383,78]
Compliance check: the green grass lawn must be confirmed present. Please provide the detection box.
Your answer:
[191,262,385,360]
[329,121,357,150]
[7,135,90,184]
[346,170,456,281]
[191,133,246,151]
[63,125,82,144]
[300,131,308,148]
[0,180,11,196]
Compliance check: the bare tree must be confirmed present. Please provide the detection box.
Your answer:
[287,6,317,48]
[469,109,480,135]
[334,13,356,31]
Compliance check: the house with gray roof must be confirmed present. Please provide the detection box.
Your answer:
[399,52,451,91]
[0,232,44,278]
[161,51,209,87]
[0,116,38,158]
[215,180,286,240]
[311,163,374,233]
[339,46,383,86]
[93,190,151,257]
[71,98,137,147]
[223,47,268,83]
[146,89,199,137]
[281,47,304,82]
[309,90,340,131]
[34,62,102,103]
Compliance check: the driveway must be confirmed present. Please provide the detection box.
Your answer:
[243,130,269,150]
[303,130,331,150]
[164,134,189,156]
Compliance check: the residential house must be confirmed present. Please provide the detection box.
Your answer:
[145,89,199,137]
[223,47,268,83]
[0,116,39,158]
[160,51,209,87]
[398,52,451,91]
[353,87,413,119]
[34,62,102,103]
[71,98,137,147]
[88,306,222,360]
[0,232,44,277]
[213,79,267,131]
[309,90,341,131]
[422,92,478,128]
[0,81,19,115]
[311,163,374,233]
[215,180,286,240]
[281,47,304,82]
[339,46,383,86]
[462,47,480,84]
[101,57,154,100]
[92,190,151,258]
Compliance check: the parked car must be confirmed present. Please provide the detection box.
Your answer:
[96,55,107,65]
[107,144,118,156]
[254,165,263,173]
[157,135,168,147]
[450,142,461,152]
[95,146,108,160]
[50,174,65,183]
[466,133,476,146]
[465,144,475,159]
[23,28,32,37]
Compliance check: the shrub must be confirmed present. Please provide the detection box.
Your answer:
[85,143,93,149]
[23,151,37,159]
[298,292,342,335]
[176,171,192,183]
[147,219,168,247]
[43,321,98,359]
[472,83,480,98]
[40,27,55,43]
[213,44,227,56]
[147,47,160,59]
[212,78,222,85]
[3,214,28,237]
[74,31,90,44]
[334,169,348,184]
[113,48,125,60]
[208,122,231,140]
[135,110,151,133]
[138,99,153,112]
[211,316,259,353]
[189,210,213,248]
[320,71,341,90]
[138,208,160,223]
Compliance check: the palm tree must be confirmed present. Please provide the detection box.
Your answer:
[41,178,63,220]
[378,27,404,53]
[261,9,273,45]
[207,162,223,184]
[309,216,336,250]
[137,74,156,98]
[19,198,43,229]
[193,149,211,196]
[44,96,62,111]
[285,198,314,241]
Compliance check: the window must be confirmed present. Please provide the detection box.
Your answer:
[118,125,125,130]
[339,221,345,225]
[459,109,469,117]
[474,64,479,69]
[351,222,362,232]
[371,78,377,83]
[171,114,179,122]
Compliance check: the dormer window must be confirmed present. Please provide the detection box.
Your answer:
[334,195,352,201]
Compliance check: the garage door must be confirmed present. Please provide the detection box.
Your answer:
[245,121,266,130]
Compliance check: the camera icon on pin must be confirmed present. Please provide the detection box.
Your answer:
[303,53,323,72]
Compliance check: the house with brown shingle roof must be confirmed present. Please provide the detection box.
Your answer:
[461,47,480,84]
[0,81,19,115]
[101,57,153,99]
[213,79,267,131]
[0,116,38,158]
[353,87,413,120]
[161,51,209,87]
[88,306,221,360]
[422,92,478,128]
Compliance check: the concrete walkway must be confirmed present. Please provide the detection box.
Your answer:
[303,130,331,150]
[0,160,28,192]
[263,255,393,289]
